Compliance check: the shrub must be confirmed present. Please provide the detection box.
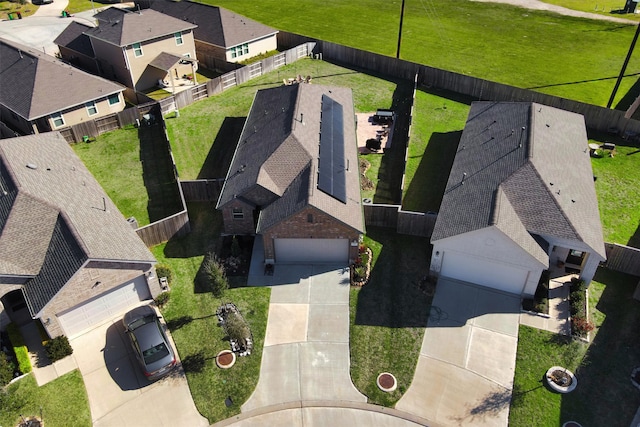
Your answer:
[196,253,228,297]
[154,291,170,308]
[155,264,173,285]
[225,312,250,343]
[572,316,595,337]
[44,336,73,362]
[0,353,15,386]
[7,323,31,374]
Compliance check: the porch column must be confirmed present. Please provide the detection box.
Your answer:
[580,253,601,286]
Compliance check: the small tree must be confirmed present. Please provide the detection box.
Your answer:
[225,312,250,349]
[200,253,228,297]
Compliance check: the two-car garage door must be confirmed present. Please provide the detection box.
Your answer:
[274,238,349,264]
[440,251,529,295]
[58,275,151,339]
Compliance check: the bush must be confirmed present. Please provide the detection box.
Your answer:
[196,253,228,297]
[44,336,73,362]
[0,353,15,386]
[7,323,31,374]
[155,264,173,285]
[572,316,595,337]
[154,291,170,308]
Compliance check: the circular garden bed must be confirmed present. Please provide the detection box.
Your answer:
[215,350,236,369]
[545,366,577,393]
[376,372,397,392]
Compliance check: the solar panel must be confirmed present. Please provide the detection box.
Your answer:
[317,95,347,203]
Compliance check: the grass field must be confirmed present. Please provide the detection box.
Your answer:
[546,0,640,19]
[206,0,640,107]
[0,371,90,427]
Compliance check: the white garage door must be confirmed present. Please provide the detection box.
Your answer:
[58,275,151,339]
[440,251,528,295]
[274,238,349,263]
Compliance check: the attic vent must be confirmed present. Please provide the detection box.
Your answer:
[26,163,37,170]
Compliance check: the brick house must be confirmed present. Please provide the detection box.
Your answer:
[217,84,365,264]
[57,7,198,96]
[430,102,606,297]
[138,0,278,65]
[0,38,126,136]
[0,133,160,339]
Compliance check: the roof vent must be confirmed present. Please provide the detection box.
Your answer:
[26,163,37,170]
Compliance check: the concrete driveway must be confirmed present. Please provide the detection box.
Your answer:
[396,278,521,427]
[70,306,208,427]
[242,264,366,411]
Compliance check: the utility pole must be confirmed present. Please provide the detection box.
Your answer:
[607,23,640,109]
[396,0,406,59]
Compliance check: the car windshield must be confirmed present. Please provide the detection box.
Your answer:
[142,343,170,364]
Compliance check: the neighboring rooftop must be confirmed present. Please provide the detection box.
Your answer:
[0,38,124,120]
[432,102,606,259]
[53,21,95,58]
[145,0,278,47]
[86,7,196,47]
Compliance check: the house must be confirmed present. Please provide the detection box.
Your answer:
[58,7,199,94]
[216,84,364,264]
[0,38,126,136]
[429,102,606,297]
[139,0,278,65]
[0,133,160,339]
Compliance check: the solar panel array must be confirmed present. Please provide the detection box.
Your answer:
[317,95,347,203]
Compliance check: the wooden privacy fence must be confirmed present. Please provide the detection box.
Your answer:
[136,210,190,247]
[604,243,640,276]
[364,204,436,238]
[180,179,224,202]
[275,31,640,136]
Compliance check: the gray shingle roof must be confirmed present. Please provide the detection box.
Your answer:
[148,52,182,71]
[147,0,277,47]
[218,84,364,234]
[87,7,196,47]
[0,133,155,264]
[0,38,124,120]
[54,21,95,57]
[432,102,606,260]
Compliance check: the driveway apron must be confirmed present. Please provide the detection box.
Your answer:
[396,278,521,427]
[242,264,366,412]
[70,311,208,427]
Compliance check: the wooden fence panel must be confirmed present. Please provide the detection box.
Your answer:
[221,72,237,90]
[159,97,176,114]
[207,77,223,96]
[136,210,191,247]
[604,243,640,276]
[397,211,437,238]
[118,107,140,126]
[363,204,399,228]
[180,179,224,202]
[235,67,251,86]
[95,114,120,134]
[192,83,208,102]
[273,52,286,69]
[70,120,99,141]
[175,89,194,109]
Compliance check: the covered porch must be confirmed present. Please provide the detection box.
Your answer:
[146,52,199,94]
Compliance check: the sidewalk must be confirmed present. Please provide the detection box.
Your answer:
[519,269,573,336]
[20,322,77,386]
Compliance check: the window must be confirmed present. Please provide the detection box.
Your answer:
[51,112,65,128]
[174,32,183,45]
[108,93,120,106]
[132,42,143,57]
[230,43,249,59]
[85,101,98,116]
[232,208,244,220]
[307,214,313,223]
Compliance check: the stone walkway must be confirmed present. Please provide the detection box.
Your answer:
[519,269,574,336]
[20,322,77,386]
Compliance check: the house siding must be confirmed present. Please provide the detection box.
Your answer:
[47,94,125,131]
[42,262,155,338]
[91,39,133,88]
[262,207,360,262]
[226,34,277,63]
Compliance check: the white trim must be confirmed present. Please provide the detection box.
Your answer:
[174,32,183,46]
[51,112,65,128]
[85,101,98,116]
[132,42,143,58]
[107,93,121,107]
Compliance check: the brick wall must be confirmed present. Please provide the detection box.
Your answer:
[221,199,256,235]
[262,206,360,261]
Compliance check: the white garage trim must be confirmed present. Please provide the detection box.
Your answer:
[57,275,151,339]
[440,251,529,295]
[274,238,349,264]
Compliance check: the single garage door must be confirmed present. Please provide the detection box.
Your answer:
[440,251,528,295]
[58,275,151,339]
[274,238,349,263]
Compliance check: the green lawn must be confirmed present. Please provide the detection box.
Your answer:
[0,1,37,19]
[206,0,640,107]
[402,88,471,212]
[72,125,150,226]
[0,371,91,427]
[589,134,640,247]
[509,268,640,426]
[151,202,270,424]
[349,227,433,406]
[546,0,640,19]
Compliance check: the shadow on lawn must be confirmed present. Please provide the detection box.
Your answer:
[402,131,461,213]
[628,222,640,248]
[163,202,221,258]
[353,227,431,328]
[559,268,640,426]
[198,117,246,179]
